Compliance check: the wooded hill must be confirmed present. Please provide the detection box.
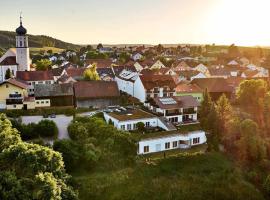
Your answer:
[0,30,80,51]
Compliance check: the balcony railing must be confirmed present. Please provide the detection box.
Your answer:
[9,94,22,98]
[183,108,197,114]
[165,111,183,116]
[6,98,23,105]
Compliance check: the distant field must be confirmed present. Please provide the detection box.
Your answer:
[30,46,65,54]
[72,152,264,200]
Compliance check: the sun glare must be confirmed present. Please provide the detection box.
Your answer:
[203,0,270,46]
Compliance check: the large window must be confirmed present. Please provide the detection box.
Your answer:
[165,142,170,149]
[127,124,132,130]
[144,146,149,153]
[145,122,150,127]
[120,125,125,130]
[172,141,178,148]
[193,137,200,144]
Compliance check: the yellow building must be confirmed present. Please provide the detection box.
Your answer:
[0,78,35,110]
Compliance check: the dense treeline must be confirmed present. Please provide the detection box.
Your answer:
[0,31,80,50]
[0,114,78,200]
[53,116,137,172]
[11,119,58,140]
[200,79,270,196]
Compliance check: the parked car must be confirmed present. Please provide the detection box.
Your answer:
[50,114,56,118]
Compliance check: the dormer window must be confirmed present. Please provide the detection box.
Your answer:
[154,87,159,93]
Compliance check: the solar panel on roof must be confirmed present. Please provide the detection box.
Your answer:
[160,98,177,105]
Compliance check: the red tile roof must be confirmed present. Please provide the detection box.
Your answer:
[0,78,28,89]
[74,81,120,99]
[140,75,176,90]
[176,83,203,93]
[191,78,233,93]
[153,96,200,110]
[16,71,54,81]
[85,59,113,68]
[140,68,171,76]
[0,56,17,66]
[65,67,86,78]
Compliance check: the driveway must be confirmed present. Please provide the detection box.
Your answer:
[21,115,73,141]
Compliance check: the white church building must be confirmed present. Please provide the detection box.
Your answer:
[0,16,31,82]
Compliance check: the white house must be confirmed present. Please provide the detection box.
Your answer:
[190,72,208,80]
[103,108,171,131]
[132,53,143,61]
[133,75,176,103]
[194,63,209,74]
[138,130,207,154]
[49,56,58,62]
[98,47,113,53]
[115,69,139,96]
[150,60,166,69]
[134,62,144,71]
[0,17,31,82]
[145,96,199,124]
[0,54,18,82]
[228,60,239,66]
[246,64,258,71]
[65,51,76,58]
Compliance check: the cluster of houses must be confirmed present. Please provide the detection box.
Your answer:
[1,18,269,155]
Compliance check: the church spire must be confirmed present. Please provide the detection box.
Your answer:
[20,12,22,26]
[16,12,27,35]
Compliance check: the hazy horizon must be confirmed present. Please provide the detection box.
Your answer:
[2,0,270,46]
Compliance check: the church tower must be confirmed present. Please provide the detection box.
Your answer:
[15,14,31,71]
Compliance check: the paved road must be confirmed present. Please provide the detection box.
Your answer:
[78,110,101,117]
[21,115,73,141]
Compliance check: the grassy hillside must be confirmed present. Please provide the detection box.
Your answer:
[73,152,264,200]
[30,46,65,54]
[0,30,80,51]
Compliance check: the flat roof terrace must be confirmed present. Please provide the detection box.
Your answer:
[106,109,157,122]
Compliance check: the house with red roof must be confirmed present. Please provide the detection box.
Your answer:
[132,74,177,103]
[175,83,203,102]
[16,70,55,95]
[0,78,35,110]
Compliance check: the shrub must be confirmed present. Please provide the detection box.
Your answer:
[53,139,81,171]
[137,122,145,132]
[37,120,58,138]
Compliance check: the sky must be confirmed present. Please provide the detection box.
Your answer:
[1,0,270,46]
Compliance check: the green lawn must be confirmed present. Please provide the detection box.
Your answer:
[30,46,65,54]
[72,152,264,200]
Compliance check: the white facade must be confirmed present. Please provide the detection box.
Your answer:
[194,64,208,74]
[27,80,54,95]
[0,65,17,82]
[138,131,207,155]
[132,53,143,61]
[115,76,135,96]
[16,35,31,71]
[0,49,18,82]
[103,112,169,131]
[115,69,139,96]
[191,72,207,81]
[150,60,166,69]
[133,77,147,102]
[35,99,51,107]
[134,62,144,71]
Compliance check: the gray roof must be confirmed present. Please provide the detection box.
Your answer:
[35,83,73,97]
